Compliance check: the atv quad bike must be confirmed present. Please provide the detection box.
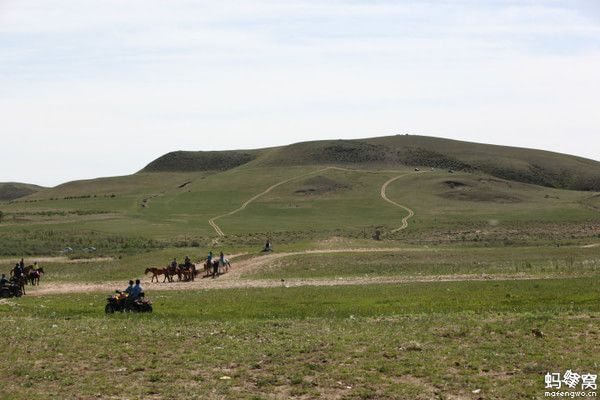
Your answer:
[0,283,23,298]
[105,291,152,314]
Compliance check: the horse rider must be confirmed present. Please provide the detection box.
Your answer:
[13,263,23,278]
[184,255,192,268]
[19,258,25,269]
[171,258,178,269]
[0,274,8,286]
[219,251,225,268]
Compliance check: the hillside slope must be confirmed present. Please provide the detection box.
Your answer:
[138,135,600,191]
[141,150,262,172]
[0,182,45,201]
[255,135,600,191]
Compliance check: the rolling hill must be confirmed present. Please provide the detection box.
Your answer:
[0,182,45,201]
[140,135,600,191]
[0,135,598,255]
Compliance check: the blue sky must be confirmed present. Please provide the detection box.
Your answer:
[1,0,599,186]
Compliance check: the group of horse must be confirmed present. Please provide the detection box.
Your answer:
[6,264,45,295]
[144,259,231,283]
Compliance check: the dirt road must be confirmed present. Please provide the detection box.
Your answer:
[24,247,572,296]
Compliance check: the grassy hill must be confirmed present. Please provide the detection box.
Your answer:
[256,135,600,191]
[138,135,600,190]
[0,135,598,255]
[0,182,44,201]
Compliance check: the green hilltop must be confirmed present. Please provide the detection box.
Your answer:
[141,135,600,191]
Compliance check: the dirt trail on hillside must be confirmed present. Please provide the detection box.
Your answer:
[208,167,421,236]
[380,174,418,232]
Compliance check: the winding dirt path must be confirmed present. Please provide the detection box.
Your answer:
[208,167,421,236]
[380,174,415,233]
[209,167,336,237]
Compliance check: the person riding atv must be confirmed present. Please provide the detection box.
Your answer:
[105,280,152,314]
[0,274,23,298]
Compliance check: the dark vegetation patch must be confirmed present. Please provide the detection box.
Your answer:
[438,179,523,203]
[440,189,523,203]
[443,180,470,189]
[268,140,388,165]
[319,142,386,163]
[142,150,258,172]
[397,148,473,171]
[294,176,351,195]
[0,183,42,201]
[178,181,192,188]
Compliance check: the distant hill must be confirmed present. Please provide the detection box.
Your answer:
[0,182,44,201]
[143,135,600,191]
[141,150,262,173]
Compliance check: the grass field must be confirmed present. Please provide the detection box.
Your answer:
[1,135,599,399]
[240,246,600,280]
[1,278,599,399]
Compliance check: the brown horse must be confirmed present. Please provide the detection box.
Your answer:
[203,261,213,277]
[145,267,169,283]
[28,267,44,286]
[178,263,196,282]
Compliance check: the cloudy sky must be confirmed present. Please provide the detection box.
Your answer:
[1,0,599,186]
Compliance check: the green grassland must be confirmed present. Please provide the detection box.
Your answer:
[0,165,597,256]
[1,244,598,285]
[1,135,599,399]
[1,278,599,399]
[241,246,600,280]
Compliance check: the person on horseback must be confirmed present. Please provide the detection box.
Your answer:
[219,251,225,266]
[207,251,219,278]
[184,255,192,268]
[19,258,25,269]
[171,258,178,269]
[13,263,23,278]
[0,274,8,286]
